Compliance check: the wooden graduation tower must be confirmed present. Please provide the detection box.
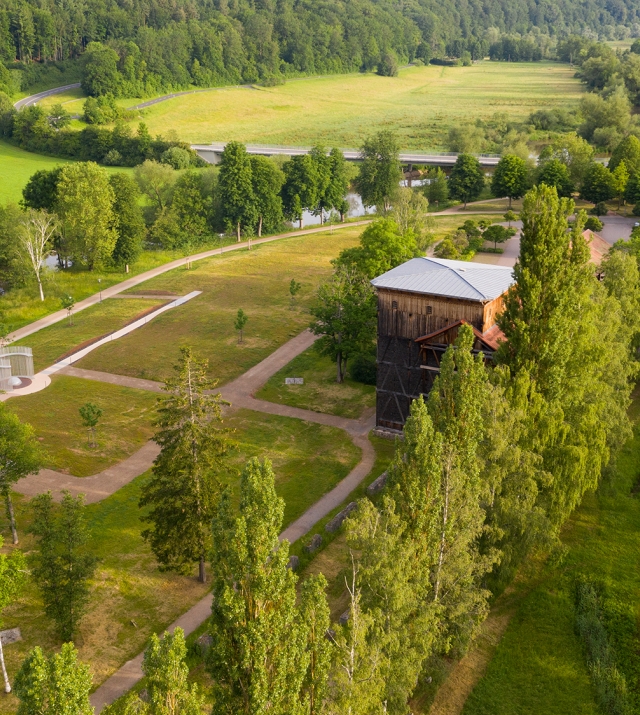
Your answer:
[371,257,514,432]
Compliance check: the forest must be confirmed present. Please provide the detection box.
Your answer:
[0,0,639,95]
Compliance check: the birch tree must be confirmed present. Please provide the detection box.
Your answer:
[0,404,42,544]
[17,209,57,302]
[325,554,386,715]
[0,538,26,694]
[140,347,229,583]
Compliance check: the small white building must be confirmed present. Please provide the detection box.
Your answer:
[0,347,35,391]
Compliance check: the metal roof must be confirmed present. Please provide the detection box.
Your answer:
[371,257,514,302]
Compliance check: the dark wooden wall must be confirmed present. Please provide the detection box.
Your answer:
[375,288,500,430]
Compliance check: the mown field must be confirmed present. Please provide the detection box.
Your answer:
[74,227,364,384]
[33,62,582,150]
[114,62,582,148]
[0,140,134,204]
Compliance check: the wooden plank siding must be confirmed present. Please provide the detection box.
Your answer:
[375,288,504,431]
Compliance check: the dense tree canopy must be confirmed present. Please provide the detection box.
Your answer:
[2,0,636,97]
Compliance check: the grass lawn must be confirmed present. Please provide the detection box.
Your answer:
[0,246,182,332]
[256,346,375,419]
[6,375,159,477]
[0,403,361,712]
[119,63,582,149]
[0,140,72,204]
[75,227,363,384]
[224,408,361,526]
[0,140,135,205]
[13,297,168,371]
[460,399,640,715]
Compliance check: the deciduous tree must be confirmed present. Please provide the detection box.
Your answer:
[356,130,402,211]
[282,154,319,229]
[581,162,615,205]
[110,173,145,266]
[491,154,528,208]
[17,209,57,301]
[249,155,284,236]
[142,628,204,715]
[310,266,377,383]
[140,347,228,583]
[0,538,26,693]
[55,161,117,270]
[207,458,320,715]
[28,491,98,641]
[0,405,41,544]
[219,141,256,240]
[14,643,93,715]
[448,153,485,208]
[537,158,574,197]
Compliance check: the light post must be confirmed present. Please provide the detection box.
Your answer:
[98,278,102,302]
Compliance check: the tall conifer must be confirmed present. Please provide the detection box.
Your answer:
[140,347,228,583]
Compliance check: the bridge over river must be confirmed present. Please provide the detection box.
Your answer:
[192,143,502,168]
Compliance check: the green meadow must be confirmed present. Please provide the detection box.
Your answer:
[123,62,582,148]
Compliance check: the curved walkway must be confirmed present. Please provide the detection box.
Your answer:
[8,221,371,344]
[17,328,376,711]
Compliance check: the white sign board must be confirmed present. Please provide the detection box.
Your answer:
[285,378,304,385]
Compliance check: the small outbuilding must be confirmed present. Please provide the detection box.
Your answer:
[371,257,514,432]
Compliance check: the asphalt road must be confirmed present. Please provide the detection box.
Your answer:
[13,82,81,109]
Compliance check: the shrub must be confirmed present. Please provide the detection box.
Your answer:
[161,146,192,170]
[584,216,604,231]
[102,149,123,166]
[592,202,609,216]
[349,353,377,385]
[633,204,640,217]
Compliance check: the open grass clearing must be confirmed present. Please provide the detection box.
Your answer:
[115,63,582,148]
[459,397,640,715]
[6,375,159,477]
[0,403,361,712]
[256,345,375,419]
[13,297,168,371]
[0,140,135,205]
[75,227,364,384]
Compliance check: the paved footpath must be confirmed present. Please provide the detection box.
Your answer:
[65,330,374,711]
[9,221,371,344]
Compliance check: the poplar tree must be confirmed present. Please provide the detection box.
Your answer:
[426,325,494,653]
[0,404,42,544]
[13,643,93,715]
[140,347,228,583]
[497,184,635,529]
[345,497,437,714]
[299,575,332,715]
[142,628,204,715]
[207,458,322,715]
[0,538,26,694]
[282,154,319,229]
